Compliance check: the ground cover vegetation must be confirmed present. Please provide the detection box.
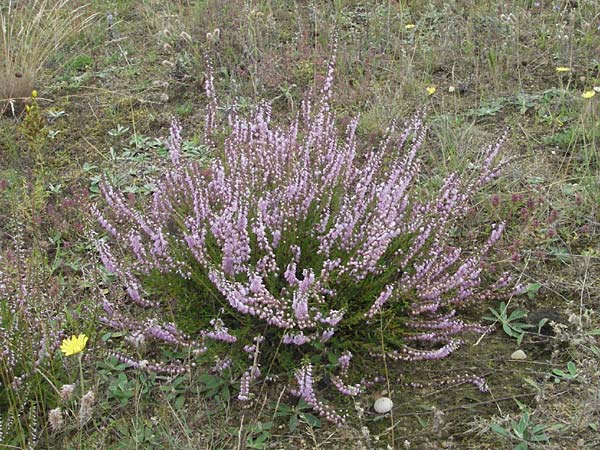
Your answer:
[0,0,599,449]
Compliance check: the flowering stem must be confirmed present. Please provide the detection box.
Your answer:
[380,312,394,446]
[78,353,85,396]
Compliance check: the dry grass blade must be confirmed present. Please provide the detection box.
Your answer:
[0,0,98,115]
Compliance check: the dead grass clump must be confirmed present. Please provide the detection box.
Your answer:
[0,0,96,116]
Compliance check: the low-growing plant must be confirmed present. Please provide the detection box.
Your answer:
[490,409,550,450]
[198,373,231,404]
[483,301,533,345]
[272,399,321,432]
[94,58,519,424]
[244,421,273,450]
[551,361,578,383]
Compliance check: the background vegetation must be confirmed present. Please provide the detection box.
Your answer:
[0,0,599,448]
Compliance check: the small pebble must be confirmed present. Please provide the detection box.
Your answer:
[374,397,393,414]
[511,349,527,360]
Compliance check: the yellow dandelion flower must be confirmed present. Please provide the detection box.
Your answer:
[60,334,88,356]
[31,90,38,98]
[582,90,596,99]
[426,86,436,96]
[405,24,416,30]
[555,67,570,73]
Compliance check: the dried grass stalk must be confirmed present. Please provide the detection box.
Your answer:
[0,0,97,115]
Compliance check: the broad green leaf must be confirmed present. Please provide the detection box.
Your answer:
[490,423,510,437]
[503,323,517,337]
[301,413,321,428]
[508,310,527,321]
[530,433,549,442]
[274,403,292,414]
[552,369,568,378]
[487,307,502,320]
[525,283,541,299]
[288,414,298,432]
[221,385,231,402]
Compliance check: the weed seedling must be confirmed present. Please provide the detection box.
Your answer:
[245,422,273,450]
[272,399,322,432]
[483,302,534,345]
[551,361,578,383]
[490,409,550,450]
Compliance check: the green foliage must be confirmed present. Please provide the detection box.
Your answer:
[272,399,321,432]
[551,361,578,383]
[244,422,273,450]
[108,372,137,406]
[490,407,551,450]
[522,283,541,300]
[67,54,94,72]
[98,357,135,405]
[198,373,231,404]
[113,417,164,449]
[483,302,533,345]
[159,374,189,410]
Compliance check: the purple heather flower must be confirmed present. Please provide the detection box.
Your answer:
[94,55,515,424]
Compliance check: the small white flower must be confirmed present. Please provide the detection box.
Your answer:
[79,391,95,425]
[48,407,64,431]
[59,384,76,402]
[125,331,146,349]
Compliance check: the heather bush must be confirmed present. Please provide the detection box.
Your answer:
[0,243,64,447]
[95,59,518,424]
